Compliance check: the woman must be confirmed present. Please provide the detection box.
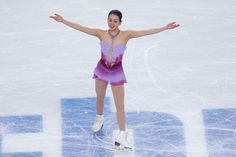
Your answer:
[50,10,179,150]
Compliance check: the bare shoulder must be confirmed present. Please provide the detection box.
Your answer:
[95,29,105,35]
[120,30,133,41]
[96,29,107,33]
[95,29,107,40]
[121,30,131,36]
[119,30,132,38]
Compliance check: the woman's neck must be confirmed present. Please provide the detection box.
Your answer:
[108,29,120,39]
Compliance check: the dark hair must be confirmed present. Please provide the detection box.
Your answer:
[108,10,122,22]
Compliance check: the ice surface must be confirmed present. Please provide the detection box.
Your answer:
[0,0,236,157]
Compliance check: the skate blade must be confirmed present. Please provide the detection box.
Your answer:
[114,141,133,151]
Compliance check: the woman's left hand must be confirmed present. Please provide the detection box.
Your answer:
[166,22,180,29]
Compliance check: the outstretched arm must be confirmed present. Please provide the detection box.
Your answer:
[127,22,179,39]
[50,13,102,38]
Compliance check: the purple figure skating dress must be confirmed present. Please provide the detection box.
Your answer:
[93,41,127,85]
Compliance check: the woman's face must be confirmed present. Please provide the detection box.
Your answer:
[107,14,121,31]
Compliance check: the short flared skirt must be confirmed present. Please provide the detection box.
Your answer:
[93,60,127,85]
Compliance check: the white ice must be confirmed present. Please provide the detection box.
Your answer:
[0,0,236,157]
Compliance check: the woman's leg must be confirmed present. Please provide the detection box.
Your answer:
[92,79,108,132]
[111,84,125,131]
[95,79,108,115]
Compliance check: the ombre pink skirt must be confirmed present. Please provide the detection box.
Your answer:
[93,59,127,86]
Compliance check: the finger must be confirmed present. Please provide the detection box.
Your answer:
[55,13,60,17]
[174,23,179,27]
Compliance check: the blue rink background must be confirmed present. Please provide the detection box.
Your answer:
[0,97,235,157]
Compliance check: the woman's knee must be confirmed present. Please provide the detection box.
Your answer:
[117,108,125,113]
[96,94,105,102]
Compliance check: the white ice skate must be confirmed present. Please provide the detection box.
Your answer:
[114,131,132,150]
[92,114,104,133]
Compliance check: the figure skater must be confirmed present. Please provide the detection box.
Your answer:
[50,9,179,150]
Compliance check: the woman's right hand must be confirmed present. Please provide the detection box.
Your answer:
[50,13,64,22]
